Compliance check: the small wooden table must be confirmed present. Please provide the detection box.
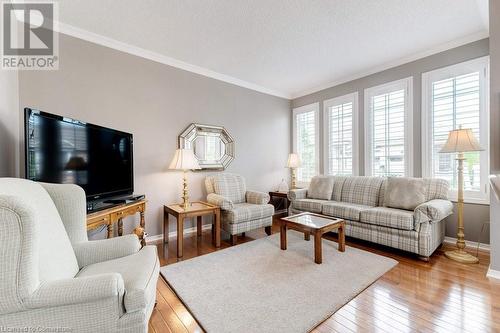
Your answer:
[279,212,345,264]
[164,201,221,258]
[268,191,291,216]
[87,200,147,246]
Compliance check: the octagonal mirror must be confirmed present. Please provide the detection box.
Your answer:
[178,123,235,170]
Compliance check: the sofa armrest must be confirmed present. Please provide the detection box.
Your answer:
[26,273,124,309]
[207,193,234,210]
[414,199,453,223]
[288,188,307,201]
[73,234,141,268]
[246,191,270,204]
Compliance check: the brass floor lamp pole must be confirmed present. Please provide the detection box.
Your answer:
[440,127,482,264]
[444,152,478,264]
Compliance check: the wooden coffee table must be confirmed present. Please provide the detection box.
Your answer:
[278,212,345,264]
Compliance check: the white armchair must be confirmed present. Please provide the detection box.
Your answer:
[0,178,159,333]
[205,173,274,245]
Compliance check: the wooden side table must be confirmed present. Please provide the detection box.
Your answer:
[87,200,147,246]
[164,201,221,258]
[269,191,290,216]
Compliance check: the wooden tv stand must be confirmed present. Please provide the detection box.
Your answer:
[87,199,147,246]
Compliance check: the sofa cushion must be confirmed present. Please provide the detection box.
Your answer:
[292,199,325,213]
[76,245,159,313]
[384,177,427,210]
[360,207,415,231]
[307,176,334,200]
[331,176,348,201]
[341,176,384,206]
[322,201,373,221]
[223,203,274,223]
[424,178,449,200]
[213,174,247,204]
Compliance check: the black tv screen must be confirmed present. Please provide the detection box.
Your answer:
[25,108,134,200]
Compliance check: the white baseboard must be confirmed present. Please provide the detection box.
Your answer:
[486,266,500,280]
[443,237,490,252]
[146,224,213,244]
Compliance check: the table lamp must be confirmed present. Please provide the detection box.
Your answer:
[286,153,301,189]
[439,127,483,264]
[169,148,201,209]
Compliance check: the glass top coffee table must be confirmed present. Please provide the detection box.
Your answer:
[278,212,345,264]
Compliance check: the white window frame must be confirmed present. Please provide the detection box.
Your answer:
[364,77,414,177]
[323,92,359,176]
[292,102,320,187]
[422,56,490,204]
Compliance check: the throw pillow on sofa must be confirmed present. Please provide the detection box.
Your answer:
[307,175,334,200]
[384,177,427,210]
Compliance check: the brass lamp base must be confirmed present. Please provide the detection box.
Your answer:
[445,249,479,264]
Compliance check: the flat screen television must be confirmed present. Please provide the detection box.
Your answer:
[24,108,134,201]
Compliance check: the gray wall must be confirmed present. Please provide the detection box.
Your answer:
[15,33,291,238]
[489,1,500,271]
[0,70,19,177]
[292,39,491,243]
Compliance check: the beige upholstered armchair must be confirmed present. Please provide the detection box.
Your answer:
[0,178,159,333]
[205,173,274,245]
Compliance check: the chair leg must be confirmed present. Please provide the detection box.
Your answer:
[230,234,237,245]
[265,226,272,236]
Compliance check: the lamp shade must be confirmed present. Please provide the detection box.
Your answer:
[439,128,483,153]
[287,153,301,168]
[168,149,201,170]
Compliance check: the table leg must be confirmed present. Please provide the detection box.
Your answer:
[140,210,145,228]
[214,209,221,248]
[177,216,184,258]
[163,211,168,244]
[107,223,113,238]
[280,223,287,250]
[314,232,322,264]
[304,231,310,241]
[118,218,123,236]
[338,224,346,252]
[197,216,202,237]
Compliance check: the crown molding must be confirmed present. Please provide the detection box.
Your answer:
[53,21,291,99]
[291,30,489,99]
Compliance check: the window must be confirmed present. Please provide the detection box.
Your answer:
[422,57,489,203]
[323,93,359,176]
[292,103,319,184]
[365,77,413,177]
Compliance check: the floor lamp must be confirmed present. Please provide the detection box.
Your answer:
[439,128,483,264]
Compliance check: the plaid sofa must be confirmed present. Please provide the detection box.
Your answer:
[205,174,274,238]
[288,176,452,258]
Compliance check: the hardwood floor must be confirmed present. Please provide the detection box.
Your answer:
[149,220,500,333]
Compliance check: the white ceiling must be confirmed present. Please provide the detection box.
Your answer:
[53,0,489,99]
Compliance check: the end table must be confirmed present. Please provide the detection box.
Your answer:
[268,191,290,216]
[163,201,221,258]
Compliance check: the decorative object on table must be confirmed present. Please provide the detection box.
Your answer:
[169,148,201,209]
[178,123,235,170]
[164,201,221,258]
[269,191,291,216]
[439,127,483,264]
[205,173,274,245]
[161,232,397,333]
[277,178,289,192]
[286,153,301,189]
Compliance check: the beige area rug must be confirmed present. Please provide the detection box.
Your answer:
[160,231,398,333]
